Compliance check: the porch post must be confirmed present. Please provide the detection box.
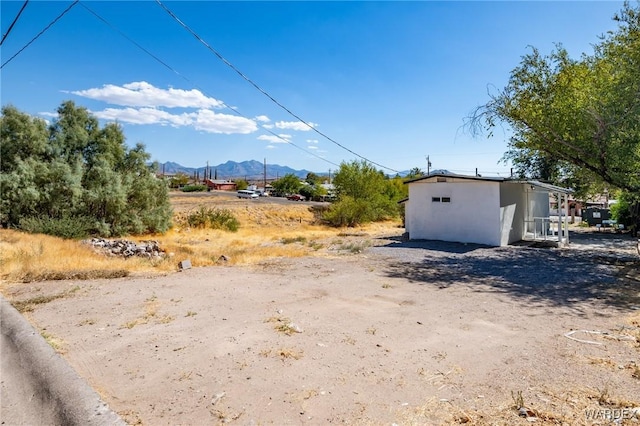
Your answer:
[557,191,562,243]
[564,193,570,245]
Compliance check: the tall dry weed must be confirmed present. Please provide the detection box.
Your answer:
[1,196,402,285]
[0,230,158,285]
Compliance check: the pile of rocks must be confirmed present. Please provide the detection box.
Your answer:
[83,238,165,258]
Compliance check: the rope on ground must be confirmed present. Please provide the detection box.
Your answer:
[564,329,638,345]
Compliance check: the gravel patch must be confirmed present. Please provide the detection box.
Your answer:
[369,230,640,310]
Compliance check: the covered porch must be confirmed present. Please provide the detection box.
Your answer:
[521,181,573,246]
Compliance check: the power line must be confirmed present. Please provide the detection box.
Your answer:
[154,0,399,174]
[79,2,339,168]
[1,0,29,46]
[1,0,78,69]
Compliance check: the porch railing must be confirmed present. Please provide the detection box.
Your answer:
[524,217,568,241]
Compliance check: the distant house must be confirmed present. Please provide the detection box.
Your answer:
[204,179,237,191]
[403,173,572,246]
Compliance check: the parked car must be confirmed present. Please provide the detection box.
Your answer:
[287,194,305,201]
[237,190,258,199]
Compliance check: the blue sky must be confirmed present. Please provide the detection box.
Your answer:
[1,1,624,175]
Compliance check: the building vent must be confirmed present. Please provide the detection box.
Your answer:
[436,177,447,182]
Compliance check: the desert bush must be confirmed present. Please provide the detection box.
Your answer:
[0,102,172,236]
[184,206,239,231]
[323,160,400,227]
[18,215,95,239]
[281,236,306,244]
[235,179,249,191]
[323,196,369,227]
[181,184,207,193]
[323,195,396,227]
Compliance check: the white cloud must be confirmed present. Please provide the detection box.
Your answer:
[308,146,318,150]
[306,139,319,144]
[254,115,270,122]
[266,145,275,149]
[275,120,317,131]
[193,109,257,134]
[257,134,291,144]
[92,107,190,125]
[262,124,274,129]
[92,107,257,134]
[70,81,223,109]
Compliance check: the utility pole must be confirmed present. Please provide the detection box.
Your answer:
[426,156,431,176]
[263,158,267,191]
[328,169,331,184]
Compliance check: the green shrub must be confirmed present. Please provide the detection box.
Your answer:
[181,184,207,193]
[18,215,95,239]
[323,195,396,227]
[323,160,401,227]
[184,206,239,232]
[235,179,249,191]
[281,236,306,244]
[1,102,172,237]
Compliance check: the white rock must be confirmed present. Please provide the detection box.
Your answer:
[211,392,225,405]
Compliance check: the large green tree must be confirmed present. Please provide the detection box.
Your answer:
[0,101,172,237]
[271,173,302,195]
[324,160,401,226]
[469,2,640,232]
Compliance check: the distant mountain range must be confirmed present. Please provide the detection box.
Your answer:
[156,160,313,180]
[155,159,428,180]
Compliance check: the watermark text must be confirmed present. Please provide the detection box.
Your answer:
[585,408,639,421]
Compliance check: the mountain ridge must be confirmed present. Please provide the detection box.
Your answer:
[156,160,313,180]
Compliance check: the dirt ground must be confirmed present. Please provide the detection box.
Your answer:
[3,229,640,425]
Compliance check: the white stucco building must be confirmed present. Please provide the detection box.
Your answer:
[403,173,573,247]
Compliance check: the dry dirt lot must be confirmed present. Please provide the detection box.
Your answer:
[3,225,640,425]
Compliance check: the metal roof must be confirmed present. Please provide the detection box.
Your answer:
[404,172,504,184]
[510,180,573,194]
[404,173,572,193]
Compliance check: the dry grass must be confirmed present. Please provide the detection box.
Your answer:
[259,347,304,360]
[0,230,141,285]
[0,193,402,286]
[122,294,175,329]
[11,285,80,312]
[40,330,66,354]
[264,315,304,335]
[397,385,640,426]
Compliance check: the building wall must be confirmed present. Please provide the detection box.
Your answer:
[526,188,551,235]
[406,178,502,246]
[499,183,527,245]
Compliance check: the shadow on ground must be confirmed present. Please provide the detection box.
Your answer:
[373,230,640,312]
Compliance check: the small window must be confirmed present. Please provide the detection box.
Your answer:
[436,177,447,182]
[442,197,451,203]
[432,197,441,202]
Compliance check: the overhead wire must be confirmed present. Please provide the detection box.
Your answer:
[154,0,400,174]
[78,2,339,168]
[1,0,29,46]
[1,0,78,69]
